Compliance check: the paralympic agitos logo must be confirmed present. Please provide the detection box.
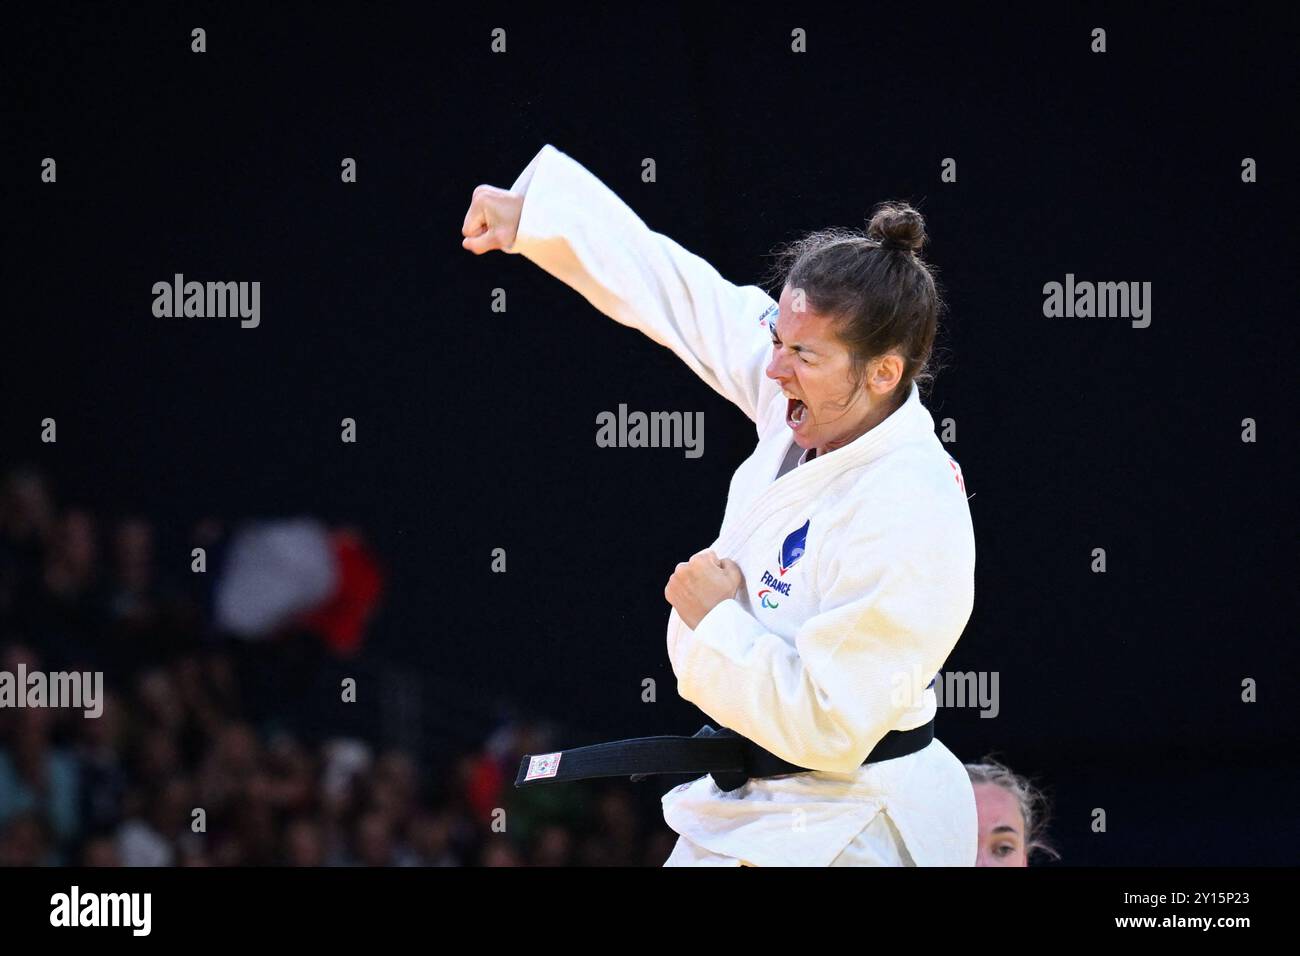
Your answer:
[756,519,809,609]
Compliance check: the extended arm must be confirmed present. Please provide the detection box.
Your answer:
[466,145,778,423]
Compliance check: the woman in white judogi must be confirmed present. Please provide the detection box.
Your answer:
[462,145,977,866]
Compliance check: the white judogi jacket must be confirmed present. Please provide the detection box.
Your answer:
[508,145,978,867]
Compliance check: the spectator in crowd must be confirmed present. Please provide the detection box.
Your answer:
[0,465,677,867]
[0,646,82,853]
[0,469,56,623]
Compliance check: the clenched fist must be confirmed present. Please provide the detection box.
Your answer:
[461,184,524,255]
[664,549,744,630]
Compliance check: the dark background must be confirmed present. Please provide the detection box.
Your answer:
[4,2,1297,865]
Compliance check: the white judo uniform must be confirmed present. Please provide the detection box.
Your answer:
[508,145,978,867]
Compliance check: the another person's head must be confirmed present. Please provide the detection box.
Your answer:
[966,758,1059,866]
[479,838,522,867]
[64,509,99,562]
[531,824,574,867]
[0,467,55,543]
[284,817,326,867]
[80,834,121,867]
[354,810,395,867]
[0,812,50,866]
[767,203,943,456]
[406,812,456,866]
[113,517,155,591]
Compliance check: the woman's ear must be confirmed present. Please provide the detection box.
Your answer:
[866,353,904,396]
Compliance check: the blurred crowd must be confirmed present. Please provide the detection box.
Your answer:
[0,466,675,866]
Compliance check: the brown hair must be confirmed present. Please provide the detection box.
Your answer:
[767,202,944,410]
[966,757,1061,863]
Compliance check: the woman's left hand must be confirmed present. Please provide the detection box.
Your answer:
[664,549,745,630]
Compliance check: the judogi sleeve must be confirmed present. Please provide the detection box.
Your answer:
[666,501,974,774]
[507,144,777,423]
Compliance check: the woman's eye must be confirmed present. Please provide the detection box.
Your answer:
[771,339,810,364]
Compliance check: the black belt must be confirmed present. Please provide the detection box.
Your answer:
[514,719,934,793]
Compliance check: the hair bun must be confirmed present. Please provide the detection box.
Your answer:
[867,202,927,254]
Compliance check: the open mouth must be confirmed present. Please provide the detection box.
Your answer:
[786,397,807,429]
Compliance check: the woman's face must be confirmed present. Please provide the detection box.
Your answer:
[973,783,1029,866]
[765,285,901,455]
